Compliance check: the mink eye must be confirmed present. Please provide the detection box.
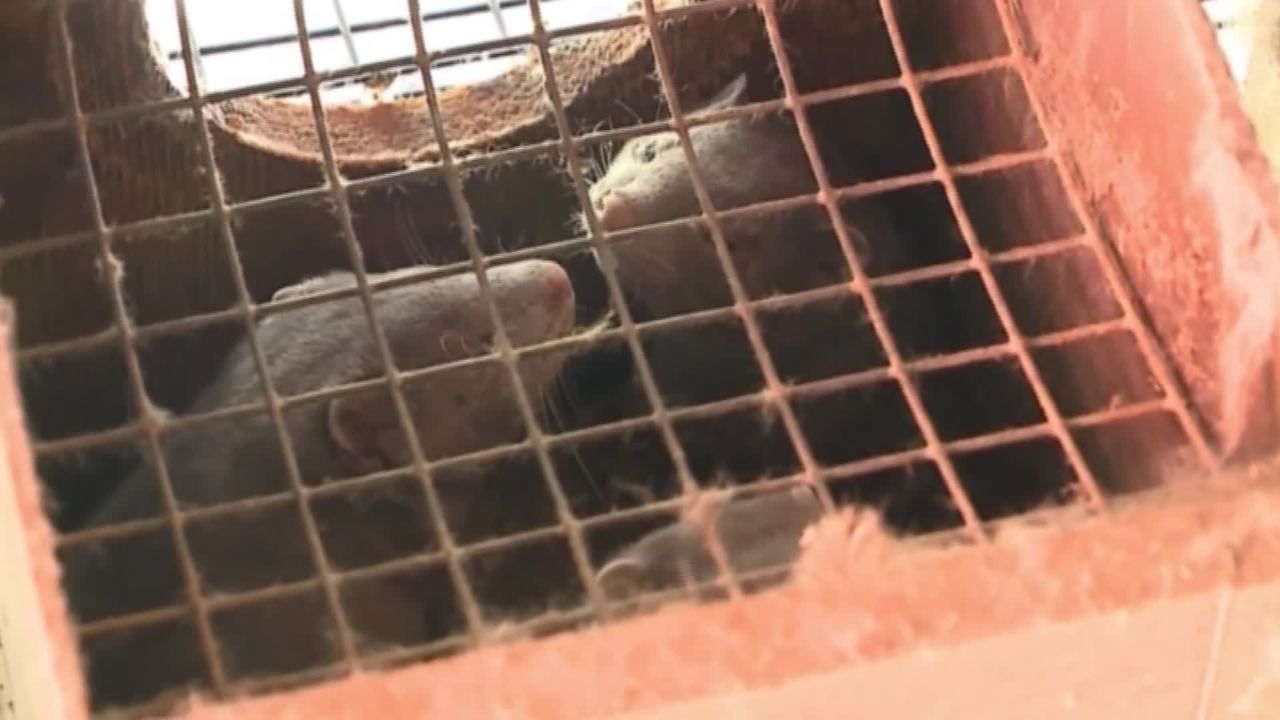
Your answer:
[638,142,657,162]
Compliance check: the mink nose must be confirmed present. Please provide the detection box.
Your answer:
[540,262,573,309]
[596,190,636,230]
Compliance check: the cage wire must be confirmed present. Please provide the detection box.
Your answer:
[2,0,1229,713]
[329,0,359,66]
[150,0,631,101]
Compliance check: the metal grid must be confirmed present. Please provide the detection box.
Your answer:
[152,0,626,100]
[15,0,1225,711]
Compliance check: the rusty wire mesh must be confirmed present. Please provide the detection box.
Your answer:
[10,0,1225,713]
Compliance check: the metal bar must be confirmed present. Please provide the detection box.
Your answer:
[164,0,533,62]
[0,2,1006,149]
[49,0,230,693]
[529,0,750,599]
[486,0,510,37]
[990,0,1222,470]
[164,1,747,100]
[330,0,361,65]
[179,0,363,681]
[24,0,1224,708]
[288,0,489,644]
[753,0,988,540]
[0,64,1040,271]
[402,0,613,617]
[642,0,848,529]
[70,393,1174,649]
[228,602,596,700]
[33,238,1115,465]
[173,0,209,91]
[872,0,1109,510]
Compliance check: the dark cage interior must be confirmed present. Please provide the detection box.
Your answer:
[0,0,1221,715]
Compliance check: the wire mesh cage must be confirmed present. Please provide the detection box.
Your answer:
[1,0,1278,717]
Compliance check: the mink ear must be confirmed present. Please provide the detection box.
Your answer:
[597,557,648,599]
[272,272,349,302]
[696,73,749,112]
[326,396,381,471]
[811,213,875,269]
